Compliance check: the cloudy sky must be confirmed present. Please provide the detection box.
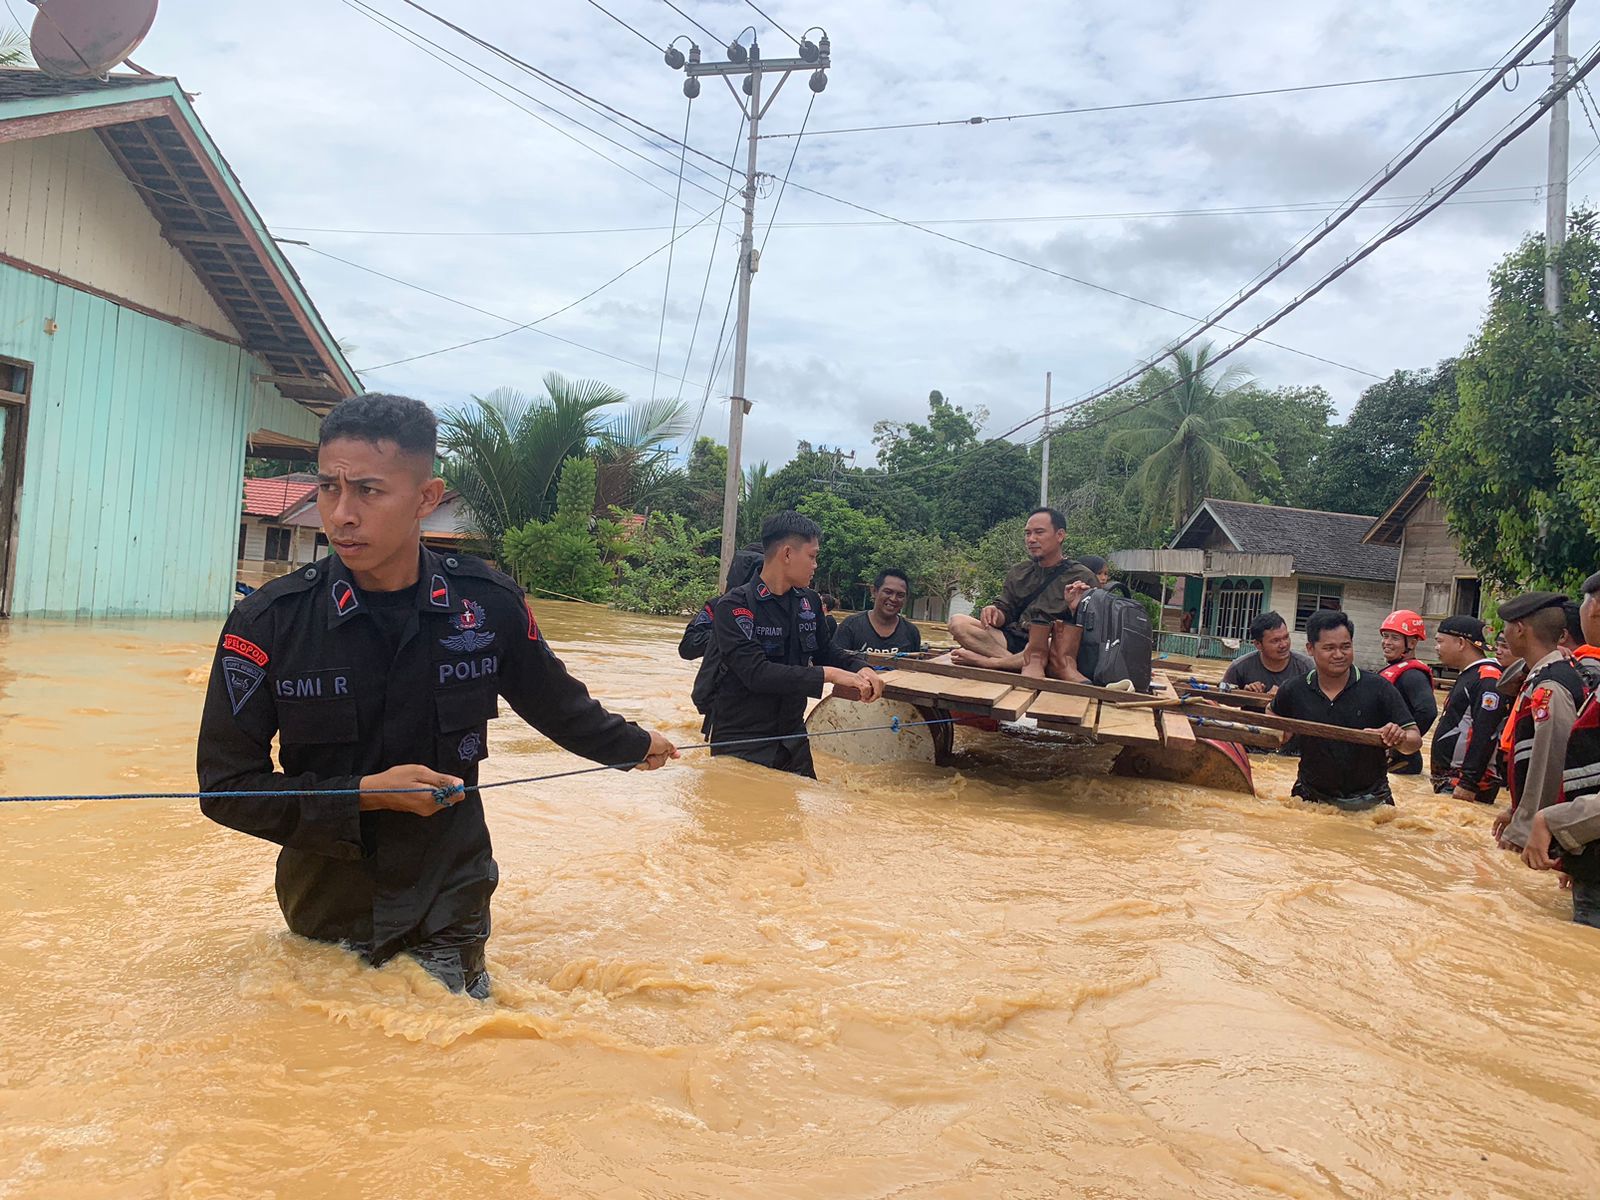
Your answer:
[66,0,1597,467]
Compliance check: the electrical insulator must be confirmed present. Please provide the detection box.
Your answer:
[689,44,701,64]
[748,248,761,274]
[818,34,830,58]
[743,74,753,95]
[798,38,818,62]
[664,46,684,69]
[809,69,827,93]
[727,40,747,63]
[683,77,701,99]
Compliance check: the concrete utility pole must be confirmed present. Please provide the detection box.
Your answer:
[673,28,832,586]
[1039,371,1052,507]
[1546,6,1572,315]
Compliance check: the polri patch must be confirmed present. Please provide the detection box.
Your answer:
[222,633,268,667]
[222,656,265,715]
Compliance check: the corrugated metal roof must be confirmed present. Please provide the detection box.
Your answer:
[1174,499,1401,583]
[0,70,165,99]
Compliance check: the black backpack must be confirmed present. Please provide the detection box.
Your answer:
[1075,588,1154,693]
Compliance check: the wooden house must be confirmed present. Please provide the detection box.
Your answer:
[1112,498,1401,667]
[1361,473,1483,632]
[0,70,357,617]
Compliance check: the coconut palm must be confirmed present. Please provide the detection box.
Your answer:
[440,373,689,549]
[1106,342,1274,531]
[593,395,691,512]
[1,29,29,67]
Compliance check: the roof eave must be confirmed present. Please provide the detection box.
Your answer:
[1361,472,1432,546]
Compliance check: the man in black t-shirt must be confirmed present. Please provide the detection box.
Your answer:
[836,568,923,654]
[1270,609,1420,810]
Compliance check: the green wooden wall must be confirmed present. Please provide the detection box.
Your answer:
[0,262,287,617]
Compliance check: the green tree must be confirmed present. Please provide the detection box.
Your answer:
[612,513,719,614]
[592,396,691,513]
[1227,384,1335,508]
[795,491,894,601]
[965,516,1027,610]
[655,436,728,532]
[1106,342,1274,531]
[872,391,985,472]
[0,29,28,67]
[1425,212,1600,590]
[501,458,612,602]
[885,531,971,621]
[736,460,772,545]
[1312,364,1456,514]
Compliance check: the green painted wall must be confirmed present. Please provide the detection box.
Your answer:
[0,262,296,617]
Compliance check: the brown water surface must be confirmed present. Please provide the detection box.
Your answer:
[0,606,1597,1198]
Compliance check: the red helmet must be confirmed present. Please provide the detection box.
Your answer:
[1380,609,1426,640]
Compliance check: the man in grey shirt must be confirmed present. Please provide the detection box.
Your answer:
[1223,611,1314,695]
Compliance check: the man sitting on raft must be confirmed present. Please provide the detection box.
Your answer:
[949,507,1098,681]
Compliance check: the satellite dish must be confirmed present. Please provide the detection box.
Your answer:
[29,0,160,80]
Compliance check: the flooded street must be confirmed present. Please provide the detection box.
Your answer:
[1,604,1597,1199]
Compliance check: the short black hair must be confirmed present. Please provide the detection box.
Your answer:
[1564,599,1584,644]
[1305,609,1354,644]
[1028,506,1066,532]
[874,568,910,591]
[1248,611,1288,643]
[819,593,839,611]
[760,510,821,554]
[319,393,437,461]
[1078,555,1107,575]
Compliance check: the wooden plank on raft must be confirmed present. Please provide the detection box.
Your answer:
[1028,692,1092,727]
[988,688,1040,721]
[877,669,1013,713]
[895,655,1167,707]
[1151,673,1195,747]
[1092,698,1166,747]
[1176,702,1388,748]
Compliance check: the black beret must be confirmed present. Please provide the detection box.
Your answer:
[1498,591,1568,621]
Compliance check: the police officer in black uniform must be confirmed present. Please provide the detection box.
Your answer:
[708,511,884,777]
[197,394,675,999]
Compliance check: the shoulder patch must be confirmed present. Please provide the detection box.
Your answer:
[1531,686,1552,724]
[733,606,756,639]
[222,633,268,667]
[524,600,540,642]
[222,656,265,714]
[1480,691,1500,712]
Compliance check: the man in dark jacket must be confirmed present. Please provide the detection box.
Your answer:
[197,394,674,999]
[1430,614,1502,803]
[707,511,883,777]
[679,542,764,733]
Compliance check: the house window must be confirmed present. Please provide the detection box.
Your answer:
[1207,577,1266,640]
[1420,581,1451,616]
[1295,581,1344,630]
[264,526,292,561]
[238,523,248,560]
[1453,577,1481,618]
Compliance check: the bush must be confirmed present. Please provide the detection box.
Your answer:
[502,458,613,602]
[613,514,720,615]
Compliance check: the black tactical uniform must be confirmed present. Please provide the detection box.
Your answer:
[708,578,868,777]
[196,547,649,996]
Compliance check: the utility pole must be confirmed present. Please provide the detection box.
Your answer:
[1546,6,1572,315]
[1039,371,1052,507]
[670,27,832,586]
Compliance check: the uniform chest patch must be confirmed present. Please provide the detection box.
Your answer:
[222,656,265,714]
[1531,687,1552,724]
[441,598,496,652]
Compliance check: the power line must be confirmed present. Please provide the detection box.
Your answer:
[306,200,728,376]
[584,0,663,51]
[743,0,799,46]
[758,65,1543,140]
[675,113,749,411]
[651,101,695,402]
[759,92,814,251]
[656,0,729,46]
[273,185,1543,238]
[343,0,737,206]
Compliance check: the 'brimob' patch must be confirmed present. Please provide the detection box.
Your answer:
[222,656,265,715]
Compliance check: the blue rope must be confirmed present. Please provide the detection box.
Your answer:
[0,718,957,805]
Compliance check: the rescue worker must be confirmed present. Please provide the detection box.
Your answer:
[1378,609,1438,775]
[836,568,923,653]
[1560,597,1600,690]
[1492,592,1587,856]
[1429,615,1502,803]
[1222,611,1314,695]
[1510,575,1600,929]
[1269,609,1421,810]
[197,394,676,999]
[949,507,1097,681]
[708,511,884,777]
[680,542,764,735]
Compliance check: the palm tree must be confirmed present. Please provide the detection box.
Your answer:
[1106,342,1273,531]
[1,29,29,67]
[736,460,771,545]
[439,373,689,549]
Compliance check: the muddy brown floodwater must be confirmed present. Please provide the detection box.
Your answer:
[1,604,1598,1199]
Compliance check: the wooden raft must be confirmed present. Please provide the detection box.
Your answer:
[875,657,1175,750]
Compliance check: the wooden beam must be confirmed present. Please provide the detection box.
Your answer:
[988,688,1039,721]
[0,96,172,145]
[1178,703,1388,748]
[888,656,1167,706]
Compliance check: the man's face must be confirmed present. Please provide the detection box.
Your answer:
[874,574,908,618]
[775,537,819,589]
[1023,514,1065,562]
[1308,626,1354,678]
[1255,622,1292,665]
[1505,618,1533,661]
[1494,630,1515,666]
[317,437,441,576]
[1582,590,1600,646]
[1435,632,1474,669]
[1379,630,1411,662]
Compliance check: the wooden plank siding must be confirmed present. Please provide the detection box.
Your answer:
[0,130,239,339]
[1392,494,1479,636]
[0,260,302,616]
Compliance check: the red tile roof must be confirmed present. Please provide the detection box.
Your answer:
[243,476,317,518]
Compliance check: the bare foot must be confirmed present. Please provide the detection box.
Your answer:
[952,647,1015,671]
